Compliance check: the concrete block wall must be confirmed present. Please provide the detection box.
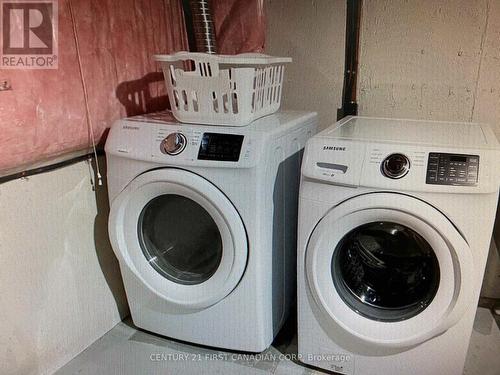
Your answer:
[266,0,347,129]
[358,0,500,138]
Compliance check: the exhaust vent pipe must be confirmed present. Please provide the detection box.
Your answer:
[188,0,217,54]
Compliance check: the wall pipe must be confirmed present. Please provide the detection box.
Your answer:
[338,0,363,119]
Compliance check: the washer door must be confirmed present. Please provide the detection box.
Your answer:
[305,193,473,349]
[109,169,248,310]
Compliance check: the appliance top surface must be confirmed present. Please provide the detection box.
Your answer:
[105,110,317,171]
[320,116,499,149]
[125,110,317,135]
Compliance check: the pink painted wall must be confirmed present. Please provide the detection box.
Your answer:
[0,0,265,174]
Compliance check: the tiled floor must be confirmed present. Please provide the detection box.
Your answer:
[56,308,500,375]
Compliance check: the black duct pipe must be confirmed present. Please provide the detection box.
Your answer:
[338,0,362,119]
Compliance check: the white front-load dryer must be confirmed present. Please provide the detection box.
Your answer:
[106,110,317,352]
[297,116,500,374]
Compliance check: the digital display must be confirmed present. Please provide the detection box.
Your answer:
[198,133,244,162]
[450,156,467,163]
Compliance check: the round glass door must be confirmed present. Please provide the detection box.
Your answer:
[304,193,473,348]
[109,168,248,310]
[331,221,440,322]
[139,194,223,285]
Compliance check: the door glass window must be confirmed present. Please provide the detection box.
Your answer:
[332,222,440,322]
[138,194,223,285]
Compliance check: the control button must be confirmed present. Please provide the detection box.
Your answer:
[381,153,410,179]
[160,132,187,155]
[427,173,437,182]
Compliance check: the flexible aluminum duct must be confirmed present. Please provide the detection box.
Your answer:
[189,0,217,54]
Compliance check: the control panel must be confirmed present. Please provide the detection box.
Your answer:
[151,125,254,167]
[197,132,244,162]
[426,153,479,186]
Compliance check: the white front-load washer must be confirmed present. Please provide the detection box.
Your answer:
[106,110,317,352]
[297,116,499,374]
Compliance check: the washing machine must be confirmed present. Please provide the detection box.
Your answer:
[105,110,317,352]
[297,116,500,374]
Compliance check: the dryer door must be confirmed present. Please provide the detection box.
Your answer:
[305,193,473,349]
[109,169,248,310]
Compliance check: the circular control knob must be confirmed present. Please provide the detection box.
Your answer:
[161,132,187,155]
[381,153,410,179]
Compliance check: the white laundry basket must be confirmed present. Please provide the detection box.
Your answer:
[154,52,292,126]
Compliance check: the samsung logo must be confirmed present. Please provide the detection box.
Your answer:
[323,146,346,151]
[123,125,139,130]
